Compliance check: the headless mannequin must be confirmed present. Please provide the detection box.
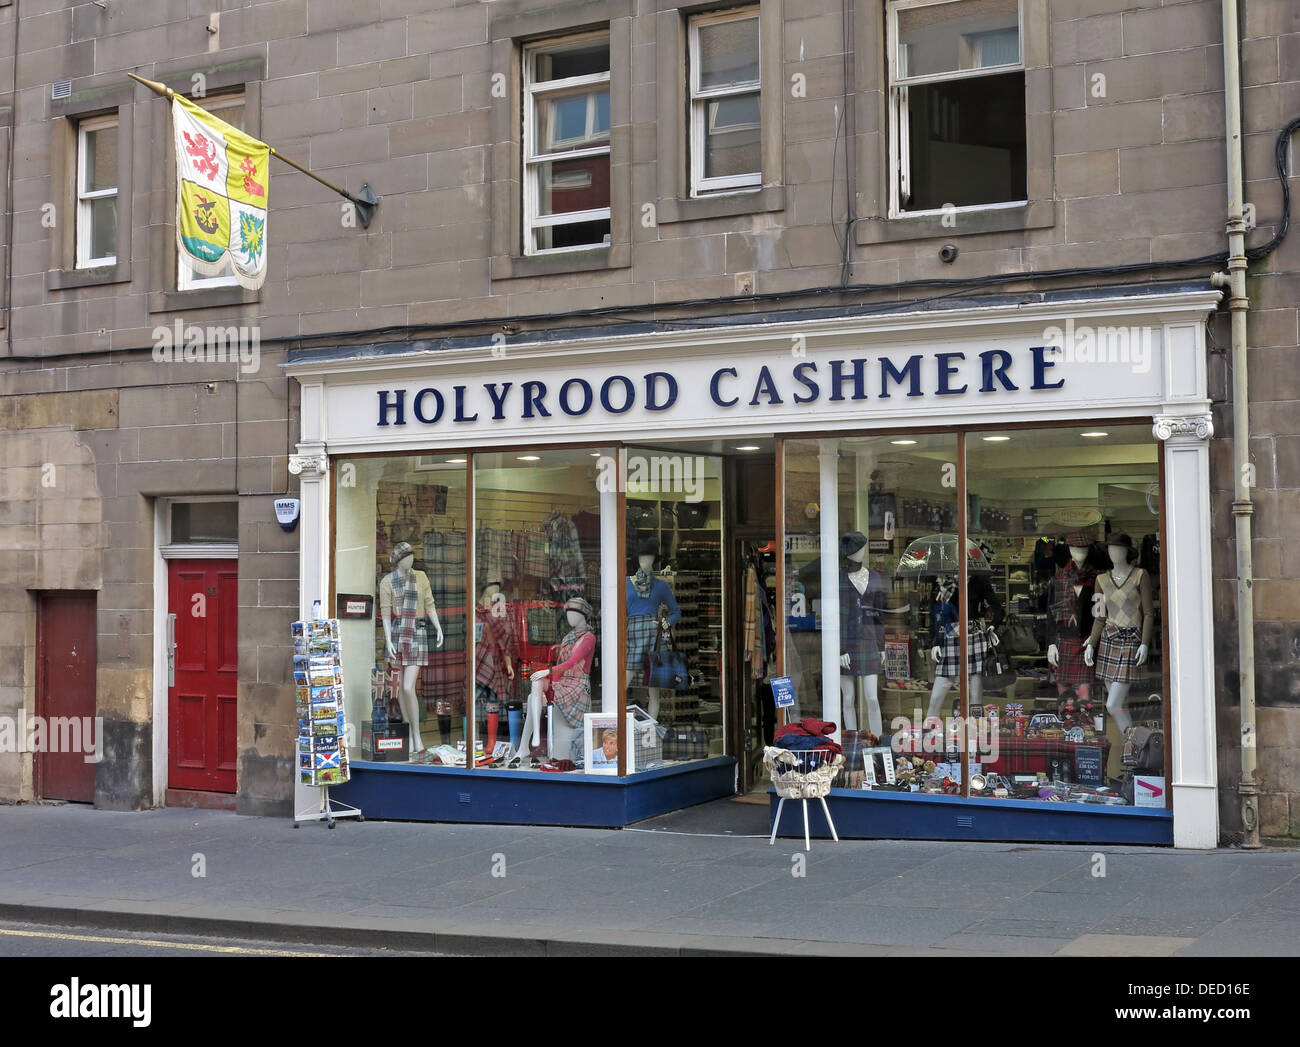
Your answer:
[1084,543,1151,732]
[380,552,444,753]
[626,552,673,721]
[1047,545,1094,706]
[513,607,591,764]
[926,575,986,720]
[476,582,515,754]
[838,543,902,736]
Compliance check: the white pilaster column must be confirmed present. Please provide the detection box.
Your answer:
[600,472,618,714]
[1154,413,1218,848]
[818,439,840,739]
[289,445,330,620]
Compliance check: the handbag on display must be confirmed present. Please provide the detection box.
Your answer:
[643,626,689,692]
[390,494,420,546]
[981,629,1017,690]
[1001,615,1038,655]
[675,502,708,528]
[1122,724,1165,773]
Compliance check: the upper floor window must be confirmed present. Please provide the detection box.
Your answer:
[178,92,246,290]
[888,0,1026,216]
[523,33,611,254]
[76,114,117,268]
[688,7,761,195]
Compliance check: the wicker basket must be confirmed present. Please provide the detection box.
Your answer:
[763,747,845,800]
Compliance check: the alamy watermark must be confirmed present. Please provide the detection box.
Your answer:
[595,453,707,502]
[1040,318,1153,375]
[152,318,261,374]
[0,714,103,763]
[889,708,1001,763]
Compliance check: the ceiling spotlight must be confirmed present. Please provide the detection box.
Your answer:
[1081,431,1109,438]
[445,458,466,464]
[736,445,761,451]
[890,439,918,446]
[982,436,1011,442]
[517,455,540,461]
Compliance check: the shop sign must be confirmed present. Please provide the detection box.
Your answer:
[1134,775,1166,807]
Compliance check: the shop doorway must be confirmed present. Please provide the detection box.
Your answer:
[35,592,98,803]
[166,559,238,794]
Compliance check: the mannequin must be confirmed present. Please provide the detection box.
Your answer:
[837,531,900,736]
[513,596,597,765]
[1085,532,1153,732]
[1046,535,1099,712]
[474,581,517,754]
[378,541,444,754]
[624,540,681,721]
[927,572,1003,720]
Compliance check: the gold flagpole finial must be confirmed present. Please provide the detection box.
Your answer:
[127,73,173,99]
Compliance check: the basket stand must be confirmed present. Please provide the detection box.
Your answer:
[763,747,844,851]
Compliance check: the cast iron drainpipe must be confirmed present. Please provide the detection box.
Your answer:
[1211,0,1259,848]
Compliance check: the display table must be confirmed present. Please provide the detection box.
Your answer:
[982,736,1111,777]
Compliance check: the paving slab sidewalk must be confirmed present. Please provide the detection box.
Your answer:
[0,801,1296,957]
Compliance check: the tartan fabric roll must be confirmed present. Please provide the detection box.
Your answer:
[935,621,990,677]
[626,614,659,672]
[1096,625,1143,683]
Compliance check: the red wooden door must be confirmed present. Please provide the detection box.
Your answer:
[36,592,98,803]
[168,560,238,793]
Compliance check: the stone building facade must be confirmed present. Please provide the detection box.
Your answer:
[0,0,1295,840]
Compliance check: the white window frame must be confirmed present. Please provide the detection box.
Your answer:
[887,0,1026,219]
[76,113,118,269]
[178,92,245,290]
[523,32,612,256]
[689,7,762,196]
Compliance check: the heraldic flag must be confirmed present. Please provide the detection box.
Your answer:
[172,93,269,289]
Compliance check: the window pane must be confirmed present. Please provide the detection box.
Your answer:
[534,40,609,82]
[533,217,610,251]
[535,154,609,217]
[704,92,760,179]
[697,15,760,89]
[171,501,238,543]
[83,125,117,192]
[966,425,1164,806]
[535,86,610,155]
[626,448,724,769]
[334,456,469,764]
[90,197,117,260]
[784,434,965,792]
[897,0,1019,78]
[474,447,610,771]
[904,71,1025,209]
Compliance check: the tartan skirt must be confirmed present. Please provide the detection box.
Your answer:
[1096,625,1143,683]
[626,614,660,672]
[935,623,990,677]
[1052,636,1094,687]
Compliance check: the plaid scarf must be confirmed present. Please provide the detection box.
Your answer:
[632,567,653,599]
[1050,561,1096,631]
[393,566,422,658]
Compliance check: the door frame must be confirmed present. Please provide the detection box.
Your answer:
[152,497,238,806]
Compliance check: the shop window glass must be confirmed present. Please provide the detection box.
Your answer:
[785,435,967,791]
[473,447,609,771]
[966,424,1164,807]
[333,455,468,765]
[625,447,724,769]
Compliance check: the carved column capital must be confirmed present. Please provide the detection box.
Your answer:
[1153,414,1213,442]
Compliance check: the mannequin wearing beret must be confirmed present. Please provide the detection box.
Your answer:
[838,532,903,735]
[624,540,681,721]
[512,597,596,765]
[378,541,444,754]
[926,573,1002,720]
[1084,533,1153,732]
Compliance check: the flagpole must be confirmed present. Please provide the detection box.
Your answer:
[128,73,379,227]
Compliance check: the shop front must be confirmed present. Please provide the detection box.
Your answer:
[285,284,1222,848]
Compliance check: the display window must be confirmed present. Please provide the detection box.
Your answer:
[782,424,1166,808]
[624,447,725,768]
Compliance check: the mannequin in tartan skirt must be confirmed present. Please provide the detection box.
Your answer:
[1046,534,1099,722]
[379,541,444,753]
[1085,533,1153,732]
[926,572,1003,720]
[624,540,680,721]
